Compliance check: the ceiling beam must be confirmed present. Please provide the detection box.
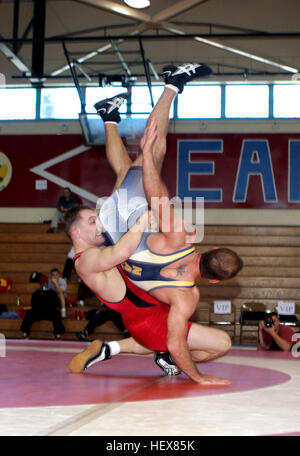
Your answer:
[193,35,299,73]
[49,0,152,78]
[0,37,31,74]
[110,39,132,77]
[153,0,208,22]
[70,0,299,75]
[3,31,300,44]
[75,0,151,22]
[31,0,46,79]
[12,0,20,54]
[161,21,299,74]
[50,26,147,77]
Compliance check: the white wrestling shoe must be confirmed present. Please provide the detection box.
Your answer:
[94,93,129,123]
[162,63,212,93]
[68,340,111,373]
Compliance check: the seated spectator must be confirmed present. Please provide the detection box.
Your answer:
[76,305,130,341]
[0,304,19,319]
[47,187,79,233]
[257,312,296,351]
[20,281,65,339]
[48,268,67,318]
[62,248,90,307]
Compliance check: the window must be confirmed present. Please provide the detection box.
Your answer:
[177,85,221,118]
[40,88,82,119]
[273,84,300,118]
[85,86,128,115]
[0,88,36,120]
[130,86,174,118]
[2,82,300,122]
[225,84,269,118]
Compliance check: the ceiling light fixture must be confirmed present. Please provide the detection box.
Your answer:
[124,0,150,9]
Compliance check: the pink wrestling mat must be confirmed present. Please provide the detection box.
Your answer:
[0,340,292,408]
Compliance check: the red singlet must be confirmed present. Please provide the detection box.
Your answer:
[74,253,192,351]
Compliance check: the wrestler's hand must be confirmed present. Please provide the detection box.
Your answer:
[140,117,158,152]
[133,209,158,232]
[262,326,276,336]
[148,209,158,231]
[197,374,232,386]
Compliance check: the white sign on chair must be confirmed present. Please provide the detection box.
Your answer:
[277,301,295,316]
[214,300,232,314]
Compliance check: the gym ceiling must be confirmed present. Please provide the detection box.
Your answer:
[0,0,300,86]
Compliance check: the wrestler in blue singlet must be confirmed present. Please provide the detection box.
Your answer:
[99,167,195,292]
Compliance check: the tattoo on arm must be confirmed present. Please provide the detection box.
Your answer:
[177,265,186,276]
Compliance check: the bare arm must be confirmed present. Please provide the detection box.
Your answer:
[167,295,202,383]
[77,211,152,275]
[166,289,232,385]
[257,321,271,350]
[166,289,213,384]
[257,321,292,351]
[270,332,292,351]
[263,325,292,351]
[51,278,66,309]
[142,118,195,248]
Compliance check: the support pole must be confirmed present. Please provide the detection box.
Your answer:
[31,0,46,79]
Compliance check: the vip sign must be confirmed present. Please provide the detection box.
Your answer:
[277,301,295,316]
[214,300,232,314]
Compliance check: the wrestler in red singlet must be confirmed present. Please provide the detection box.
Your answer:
[73,253,192,352]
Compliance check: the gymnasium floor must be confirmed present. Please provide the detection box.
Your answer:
[0,339,299,437]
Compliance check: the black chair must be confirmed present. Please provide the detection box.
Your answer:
[274,303,300,330]
[239,302,266,345]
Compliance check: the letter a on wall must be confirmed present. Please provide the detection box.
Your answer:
[233,140,277,202]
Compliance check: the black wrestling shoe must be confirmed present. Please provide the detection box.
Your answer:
[75,330,88,341]
[154,351,181,376]
[162,63,212,93]
[94,92,129,123]
[68,340,111,373]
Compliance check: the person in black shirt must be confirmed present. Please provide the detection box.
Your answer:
[47,187,79,233]
[20,282,65,338]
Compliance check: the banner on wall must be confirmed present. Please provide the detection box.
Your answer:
[0,132,300,208]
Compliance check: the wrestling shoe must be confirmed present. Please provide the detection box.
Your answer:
[94,92,129,123]
[68,340,111,373]
[154,351,181,376]
[75,329,88,341]
[162,63,212,93]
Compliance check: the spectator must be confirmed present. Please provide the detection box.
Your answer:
[76,305,130,341]
[47,187,79,233]
[48,268,67,318]
[257,312,296,351]
[20,281,65,339]
[0,304,19,319]
[62,247,90,307]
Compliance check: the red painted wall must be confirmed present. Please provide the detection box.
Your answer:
[0,132,300,208]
